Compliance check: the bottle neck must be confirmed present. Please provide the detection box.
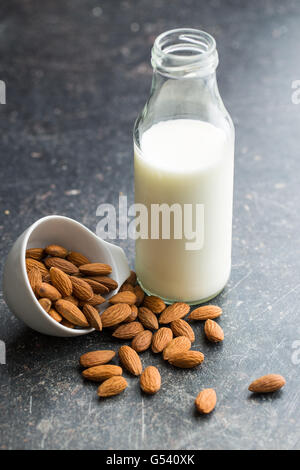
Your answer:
[151,29,218,80]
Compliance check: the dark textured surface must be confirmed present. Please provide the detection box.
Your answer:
[1,0,300,450]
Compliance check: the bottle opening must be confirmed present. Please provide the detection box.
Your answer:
[152,28,218,77]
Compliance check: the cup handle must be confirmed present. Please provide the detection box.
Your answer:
[102,240,131,287]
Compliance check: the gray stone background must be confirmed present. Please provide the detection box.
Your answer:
[0,0,300,450]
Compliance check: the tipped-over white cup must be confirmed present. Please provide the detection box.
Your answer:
[2,215,130,337]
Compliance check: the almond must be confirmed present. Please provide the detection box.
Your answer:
[83,304,102,331]
[204,319,224,342]
[163,336,191,361]
[119,282,135,292]
[79,263,112,276]
[140,366,161,394]
[48,308,62,323]
[85,294,106,307]
[118,345,142,376]
[112,321,144,339]
[79,350,116,368]
[27,266,42,296]
[26,258,48,279]
[195,388,217,414]
[61,319,75,328]
[170,319,195,342]
[188,305,222,321]
[66,251,90,267]
[63,295,79,306]
[87,276,118,291]
[45,244,68,258]
[44,257,79,275]
[134,285,145,306]
[26,248,44,261]
[126,305,138,322]
[50,267,72,297]
[152,327,173,353]
[101,303,131,327]
[126,270,137,286]
[70,277,93,301]
[38,297,52,312]
[143,295,166,314]
[109,291,137,305]
[159,302,190,324]
[138,307,159,330]
[98,376,128,398]
[131,330,153,353]
[37,283,62,301]
[82,364,122,382]
[168,350,204,368]
[248,374,286,393]
[83,279,109,295]
[55,299,89,327]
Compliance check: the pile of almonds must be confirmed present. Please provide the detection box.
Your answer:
[26,244,286,412]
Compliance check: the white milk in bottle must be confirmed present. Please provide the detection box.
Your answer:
[133,29,234,304]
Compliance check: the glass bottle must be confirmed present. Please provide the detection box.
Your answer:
[133,28,234,304]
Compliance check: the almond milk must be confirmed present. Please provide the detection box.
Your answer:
[134,119,234,304]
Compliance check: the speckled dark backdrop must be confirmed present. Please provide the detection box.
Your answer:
[0,0,300,450]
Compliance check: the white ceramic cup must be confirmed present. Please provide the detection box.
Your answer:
[2,215,130,337]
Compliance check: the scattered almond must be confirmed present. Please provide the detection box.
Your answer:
[83,278,109,295]
[55,299,89,327]
[82,364,123,382]
[26,248,44,261]
[112,321,144,339]
[66,251,90,267]
[45,244,68,258]
[140,366,161,395]
[170,319,195,342]
[118,345,142,376]
[152,327,173,353]
[204,319,224,342]
[168,350,204,368]
[138,307,159,330]
[143,295,166,314]
[134,285,145,306]
[248,374,286,393]
[126,305,138,322]
[48,308,62,323]
[126,270,137,286]
[101,303,132,327]
[159,302,190,324]
[98,376,128,397]
[79,263,112,276]
[70,276,94,301]
[37,283,62,301]
[83,304,102,331]
[188,305,222,321]
[88,276,118,291]
[163,336,191,360]
[26,258,48,278]
[109,291,137,305]
[38,297,52,312]
[50,267,72,297]
[131,330,153,353]
[27,266,42,296]
[79,350,116,368]
[195,388,217,414]
[85,294,106,307]
[44,257,79,275]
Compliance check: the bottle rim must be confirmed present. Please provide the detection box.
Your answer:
[151,28,218,78]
